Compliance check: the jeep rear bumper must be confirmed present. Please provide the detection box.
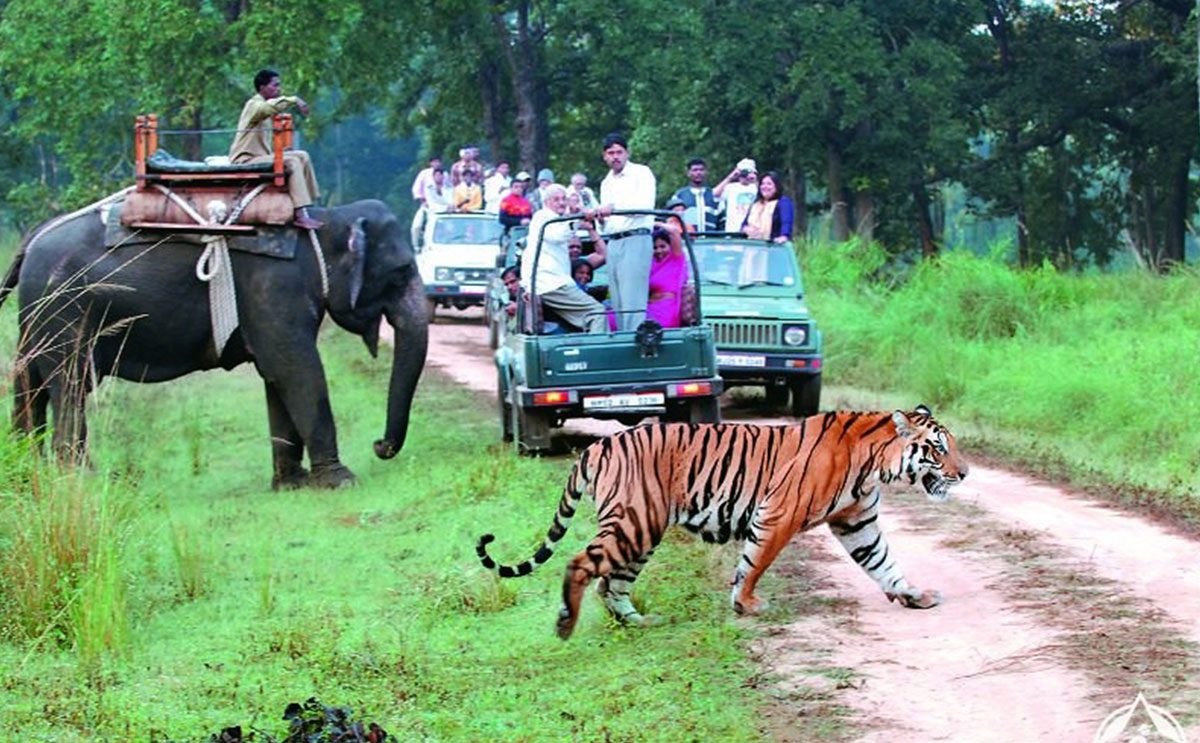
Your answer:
[515,376,724,419]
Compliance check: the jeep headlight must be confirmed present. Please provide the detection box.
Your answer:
[783,325,807,346]
[454,270,467,282]
[435,267,451,281]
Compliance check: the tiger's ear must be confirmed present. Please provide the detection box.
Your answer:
[914,404,932,417]
[892,410,916,438]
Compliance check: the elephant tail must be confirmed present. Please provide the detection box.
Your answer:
[0,242,23,309]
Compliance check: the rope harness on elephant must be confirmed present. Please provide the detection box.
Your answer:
[22,186,137,254]
[150,184,330,356]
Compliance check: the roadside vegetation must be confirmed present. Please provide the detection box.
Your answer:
[801,239,1200,527]
[0,311,843,740]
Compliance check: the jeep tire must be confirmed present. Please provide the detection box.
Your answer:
[515,405,552,454]
[765,382,789,410]
[789,374,822,418]
[497,369,513,442]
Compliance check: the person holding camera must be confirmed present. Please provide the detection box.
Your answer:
[714,158,759,234]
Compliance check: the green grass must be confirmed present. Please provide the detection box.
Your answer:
[801,239,1200,525]
[0,323,817,741]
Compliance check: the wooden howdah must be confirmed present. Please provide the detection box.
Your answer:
[123,112,296,232]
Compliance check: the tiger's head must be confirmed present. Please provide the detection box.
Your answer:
[891,405,968,502]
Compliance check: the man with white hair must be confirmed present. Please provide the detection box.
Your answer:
[522,183,608,333]
[569,172,597,209]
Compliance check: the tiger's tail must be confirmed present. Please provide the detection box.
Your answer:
[476,448,594,578]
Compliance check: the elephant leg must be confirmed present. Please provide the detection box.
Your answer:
[265,381,309,490]
[12,357,49,442]
[258,351,355,490]
[48,359,91,467]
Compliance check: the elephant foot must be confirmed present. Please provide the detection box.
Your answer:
[271,466,310,491]
[309,462,358,490]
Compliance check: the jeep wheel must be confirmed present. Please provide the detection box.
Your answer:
[688,397,721,424]
[487,313,499,349]
[789,374,822,418]
[515,405,552,455]
[765,382,789,410]
[497,369,513,442]
[426,297,437,324]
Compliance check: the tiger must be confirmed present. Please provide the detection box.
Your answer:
[476,405,967,640]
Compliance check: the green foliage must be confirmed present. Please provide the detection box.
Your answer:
[0,330,828,741]
[0,456,137,668]
[0,0,1196,265]
[803,241,1200,519]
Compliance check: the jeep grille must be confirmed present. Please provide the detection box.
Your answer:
[710,320,779,348]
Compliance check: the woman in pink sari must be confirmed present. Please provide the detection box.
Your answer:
[646,222,688,328]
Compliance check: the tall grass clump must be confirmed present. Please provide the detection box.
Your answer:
[801,239,1200,518]
[0,442,137,665]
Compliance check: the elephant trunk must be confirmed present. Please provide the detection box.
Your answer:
[374,271,429,459]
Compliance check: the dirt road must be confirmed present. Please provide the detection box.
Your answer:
[419,308,1200,741]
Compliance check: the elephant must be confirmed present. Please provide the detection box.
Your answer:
[0,198,428,489]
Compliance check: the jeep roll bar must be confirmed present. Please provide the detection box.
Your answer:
[525,209,704,335]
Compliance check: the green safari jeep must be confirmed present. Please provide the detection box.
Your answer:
[691,235,822,417]
[495,211,723,453]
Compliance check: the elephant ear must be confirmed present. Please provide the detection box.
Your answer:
[347,217,368,310]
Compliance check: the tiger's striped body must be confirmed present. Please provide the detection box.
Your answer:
[477,406,967,639]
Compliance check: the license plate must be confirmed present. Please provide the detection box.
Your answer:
[717,353,767,368]
[461,284,486,294]
[583,392,665,410]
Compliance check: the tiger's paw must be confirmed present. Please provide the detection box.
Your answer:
[732,594,767,616]
[887,588,942,609]
[614,611,664,628]
[556,606,579,640]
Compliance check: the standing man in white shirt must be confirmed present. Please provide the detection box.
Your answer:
[423,167,452,215]
[521,184,608,333]
[483,161,511,213]
[588,133,657,331]
[410,155,442,248]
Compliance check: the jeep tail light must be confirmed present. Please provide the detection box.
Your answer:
[668,382,713,398]
[532,390,574,405]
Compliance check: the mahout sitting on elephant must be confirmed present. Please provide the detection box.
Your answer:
[0,198,427,489]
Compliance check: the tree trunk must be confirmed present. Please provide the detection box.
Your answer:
[479,60,505,162]
[827,143,849,242]
[1162,147,1189,266]
[853,188,875,242]
[912,178,937,257]
[492,1,549,172]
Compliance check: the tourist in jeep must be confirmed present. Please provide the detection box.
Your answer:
[498,172,534,228]
[741,171,795,243]
[521,184,608,333]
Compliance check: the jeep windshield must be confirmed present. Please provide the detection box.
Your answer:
[433,216,506,245]
[692,240,798,289]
